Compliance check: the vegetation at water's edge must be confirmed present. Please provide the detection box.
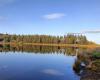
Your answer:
[0,33,95,45]
[80,49,100,80]
[92,52,100,58]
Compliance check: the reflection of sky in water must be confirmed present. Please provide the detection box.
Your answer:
[0,52,80,80]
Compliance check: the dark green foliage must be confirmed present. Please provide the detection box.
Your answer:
[92,52,100,58]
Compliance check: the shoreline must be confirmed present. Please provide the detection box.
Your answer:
[0,42,100,48]
[81,59,100,80]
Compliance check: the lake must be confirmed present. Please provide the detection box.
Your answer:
[0,45,87,80]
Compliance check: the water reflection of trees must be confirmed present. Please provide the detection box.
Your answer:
[1,44,97,76]
[0,44,87,55]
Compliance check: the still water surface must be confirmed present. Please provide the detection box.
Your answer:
[0,46,80,80]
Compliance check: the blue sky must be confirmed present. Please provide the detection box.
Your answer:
[0,0,100,43]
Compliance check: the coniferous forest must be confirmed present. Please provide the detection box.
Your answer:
[0,33,89,44]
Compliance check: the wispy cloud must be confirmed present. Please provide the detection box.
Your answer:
[67,30,100,34]
[0,0,15,6]
[43,13,66,20]
[0,16,6,20]
[83,30,100,33]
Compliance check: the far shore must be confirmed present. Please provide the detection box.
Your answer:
[0,42,100,48]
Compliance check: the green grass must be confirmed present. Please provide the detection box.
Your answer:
[92,52,100,58]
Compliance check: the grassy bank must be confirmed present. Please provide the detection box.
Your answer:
[81,51,100,80]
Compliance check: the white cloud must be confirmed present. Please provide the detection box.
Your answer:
[43,13,66,20]
[83,30,100,33]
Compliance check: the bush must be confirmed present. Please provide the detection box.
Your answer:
[92,52,100,58]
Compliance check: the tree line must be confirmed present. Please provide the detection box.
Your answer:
[0,33,89,44]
